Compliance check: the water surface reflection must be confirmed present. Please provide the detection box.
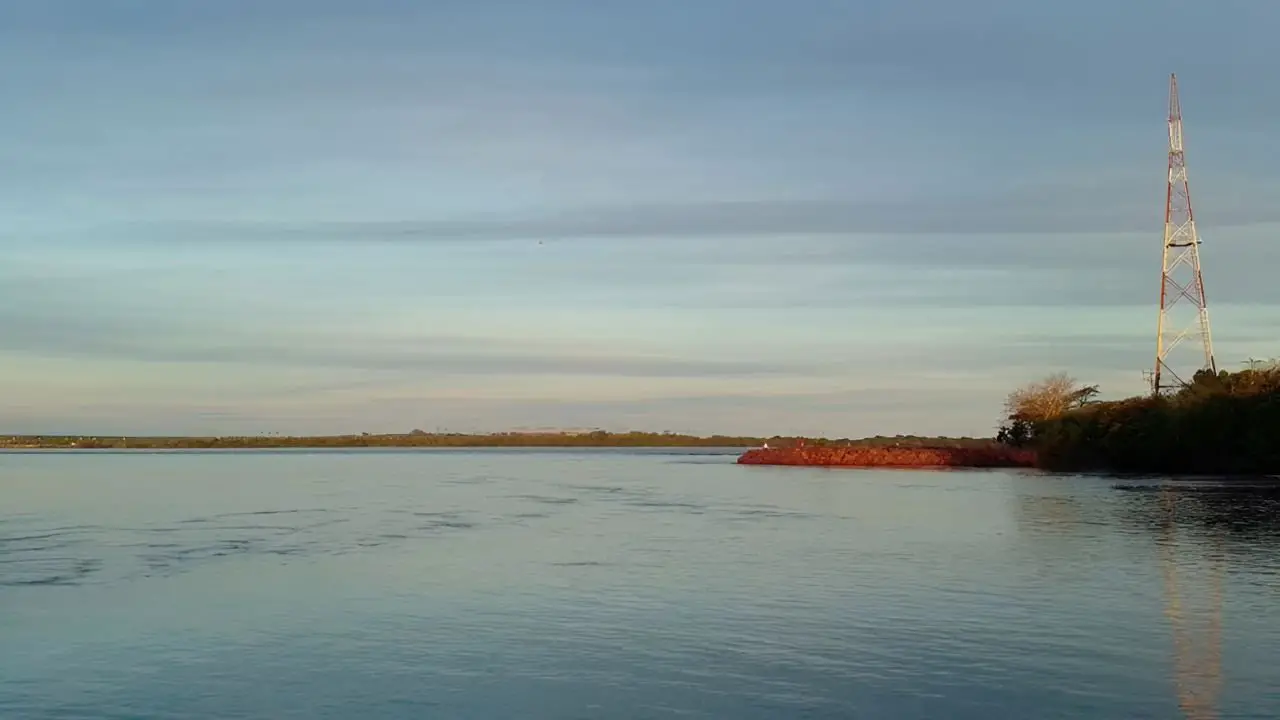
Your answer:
[2,451,1277,719]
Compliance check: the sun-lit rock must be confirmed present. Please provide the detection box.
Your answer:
[737,445,1037,468]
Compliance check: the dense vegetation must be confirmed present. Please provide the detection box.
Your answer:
[998,363,1280,474]
[0,431,995,450]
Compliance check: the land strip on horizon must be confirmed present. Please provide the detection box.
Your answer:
[1,432,997,450]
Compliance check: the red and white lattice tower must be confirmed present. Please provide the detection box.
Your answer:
[1151,73,1216,395]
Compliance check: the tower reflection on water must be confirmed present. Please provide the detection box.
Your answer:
[1159,489,1223,720]
[1009,477,1280,720]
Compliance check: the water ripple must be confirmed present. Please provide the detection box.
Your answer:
[2,453,1277,719]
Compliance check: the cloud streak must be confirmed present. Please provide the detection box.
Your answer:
[86,182,1280,245]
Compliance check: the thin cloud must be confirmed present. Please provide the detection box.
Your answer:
[98,188,1280,246]
[0,306,811,378]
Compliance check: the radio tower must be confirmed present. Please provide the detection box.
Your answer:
[1151,73,1216,395]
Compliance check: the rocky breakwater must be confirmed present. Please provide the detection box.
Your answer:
[737,444,1037,468]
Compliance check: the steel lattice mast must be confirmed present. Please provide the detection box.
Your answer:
[1151,73,1216,395]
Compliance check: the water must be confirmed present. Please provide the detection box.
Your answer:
[2,448,1278,719]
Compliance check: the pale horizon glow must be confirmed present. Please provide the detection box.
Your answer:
[3,1,1280,437]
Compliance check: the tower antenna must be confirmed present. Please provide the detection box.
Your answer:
[1151,73,1216,395]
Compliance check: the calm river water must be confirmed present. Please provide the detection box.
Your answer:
[2,448,1278,719]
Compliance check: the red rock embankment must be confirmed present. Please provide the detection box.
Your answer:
[737,445,1037,468]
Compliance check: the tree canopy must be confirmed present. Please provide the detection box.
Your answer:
[998,362,1280,474]
[997,372,1098,447]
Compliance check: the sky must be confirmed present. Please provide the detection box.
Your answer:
[3,0,1280,437]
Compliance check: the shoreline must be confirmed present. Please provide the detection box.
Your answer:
[737,445,1038,469]
[0,445,750,452]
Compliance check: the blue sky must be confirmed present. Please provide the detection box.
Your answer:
[3,0,1280,437]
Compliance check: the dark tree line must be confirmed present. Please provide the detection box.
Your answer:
[998,363,1280,474]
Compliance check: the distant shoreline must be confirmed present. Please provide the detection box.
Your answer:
[0,432,994,451]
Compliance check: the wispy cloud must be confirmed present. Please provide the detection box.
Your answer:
[96,188,1280,243]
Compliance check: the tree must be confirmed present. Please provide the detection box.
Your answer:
[1004,372,1098,423]
[996,419,1032,447]
[997,372,1098,446]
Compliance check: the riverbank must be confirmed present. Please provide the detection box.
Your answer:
[737,445,1037,469]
